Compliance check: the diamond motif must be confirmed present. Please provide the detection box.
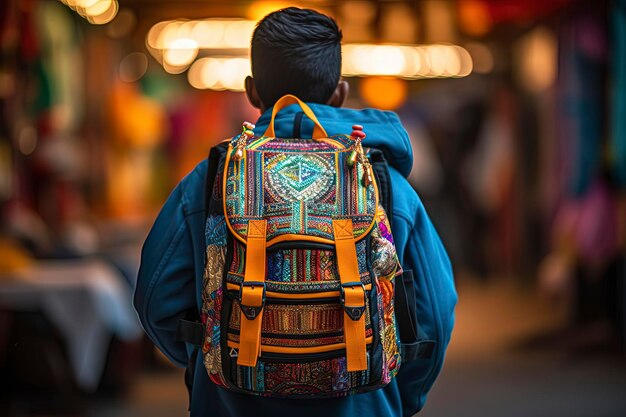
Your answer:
[266,154,334,202]
[278,160,320,192]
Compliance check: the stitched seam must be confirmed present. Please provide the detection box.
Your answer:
[142,221,188,365]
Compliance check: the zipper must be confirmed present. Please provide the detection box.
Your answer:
[267,240,335,252]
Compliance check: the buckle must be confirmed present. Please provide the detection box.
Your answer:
[340,282,366,321]
[239,281,266,320]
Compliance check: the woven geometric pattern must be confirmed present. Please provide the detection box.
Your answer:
[224,136,377,243]
[228,299,372,336]
[225,242,372,293]
[265,153,335,203]
[230,356,370,395]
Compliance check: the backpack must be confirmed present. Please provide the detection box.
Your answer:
[177,95,432,398]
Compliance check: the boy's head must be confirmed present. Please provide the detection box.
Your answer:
[245,7,349,111]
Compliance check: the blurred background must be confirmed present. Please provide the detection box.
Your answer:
[1,0,625,416]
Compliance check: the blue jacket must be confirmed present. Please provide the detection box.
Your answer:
[134,103,457,417]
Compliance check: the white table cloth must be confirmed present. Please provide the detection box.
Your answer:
[0,258,142,391]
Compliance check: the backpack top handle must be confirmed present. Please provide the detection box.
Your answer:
[262,94,328,140]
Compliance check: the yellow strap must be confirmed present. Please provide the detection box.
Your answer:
[262,94,328,140]
[237,219,267,367]
[332,219,368,371]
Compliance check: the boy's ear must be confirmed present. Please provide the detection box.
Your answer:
[245,76,265,112]
[326,80,349,108]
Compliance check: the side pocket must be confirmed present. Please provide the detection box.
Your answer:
[395,270,436,361]
[202,215,228,386]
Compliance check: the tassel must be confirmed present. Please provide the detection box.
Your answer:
[362,166,373,186]
[233,121,256,161]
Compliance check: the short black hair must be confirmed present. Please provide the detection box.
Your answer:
[251,7,342,107]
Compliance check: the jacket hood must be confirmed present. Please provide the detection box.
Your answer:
[253,102,413,178]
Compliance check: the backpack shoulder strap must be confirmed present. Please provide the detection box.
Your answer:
[367,148,435,361]
[367,148,393,223]
[204,141,230,219]
[178,141,230,347]
[177,140,230,408]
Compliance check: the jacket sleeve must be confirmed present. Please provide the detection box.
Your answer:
[134,183,197,367]
[394,197,457,416]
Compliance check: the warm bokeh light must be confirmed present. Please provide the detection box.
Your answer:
[147,19,255,50]
[342,44,473,79]
[247,1,294,21]
[458,0,493,37]
[425,45,447,76]
[359,77,408,110]
[163,38,199,67]
[145,17,473,84]
[452,45,474,76]
[515,26,558,92]
[83,0,112,16]
[74,0,100,8]
[143,16,474,90]
[181,42,472,92]
[188,57,250,91]
[220,58,251,90]
[222,20,257,48]
[59,0,119,25]
[370,46,407,76]
[87,0,118,25]
[162,61,191,75]
[191,20,225,48]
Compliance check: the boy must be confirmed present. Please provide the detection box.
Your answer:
[135,7,456,417]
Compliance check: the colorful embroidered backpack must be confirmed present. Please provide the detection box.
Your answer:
[180,95,419,398]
